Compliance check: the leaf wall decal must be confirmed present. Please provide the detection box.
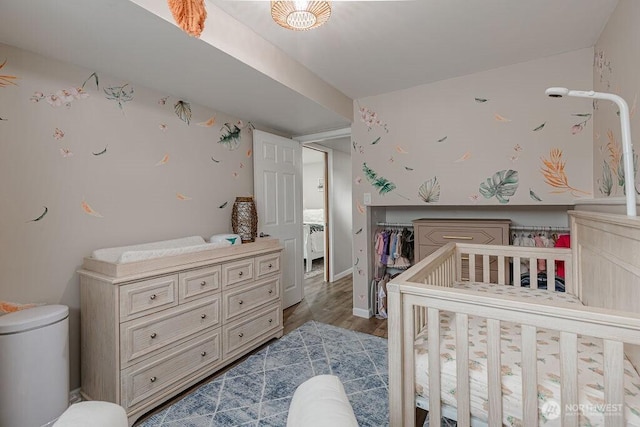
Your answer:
[371,137,381,145]
[533,122,546,132]
[479,169,519,204]
[174,100,192,124]
[176,193,192,201]
[362,163,396,195]
[81,200,103,217]
[28,206,48,222]
[475,97,489,103]
[197,115,216,127]
[155,153,170,166]
[81,72,99,90]
[355,228,363,235]
[0,59,18,88]
[494,114,511,122]
[540,149,590,196]
[529,188,542,202]
[211,157,221,163]
[219,201,228,209]
[418,177,441,203]
[93,147,107,156]
[104,84,134,110]
[395,145,408,154]
[404,166,414,171]
[599,161,613,196]
[454,151,471,162]
[437,136,448,143]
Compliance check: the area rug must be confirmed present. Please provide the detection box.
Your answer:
[137,321,389,427]
[304,258,324,279]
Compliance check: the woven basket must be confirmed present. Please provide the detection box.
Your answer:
[231,197,258,243]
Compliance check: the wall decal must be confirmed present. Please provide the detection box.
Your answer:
[371,137,381,145]
[219,201,228,209]
[395,145,408,154]
[218,121,253,150]
[404,166,414,171]
[158,96,168,105]
[28,206,48,222]
[437,136,448,143]
[176,193,192,201]
[81,200,103,217]
[479,169,519,204]
[92,147,107,156]
[356,201,365,214]
[31,87,89,107]
[104,84,134,110]
[246,149,252,158]
[598,161,613,196]
[174,100,192,124]
[475,97,489,103]
[362,163,396,195]
[53,128,65,140]
[388,156,394,164]
[0,117,6,121]
[533,122,546,132]
[358,106,389,132]
[159,124,167,131]
[494,114,511,122]
[594,50,613,90]
[197,115,216,127]
[355,228,363,235]
[81,72,99,91]
[571,113,592,135]
[418,177,441,203]
[354,257,360,266]
[468,194,480,203]
[59,148,73,158]
[540,148,590,196]
[529,188,543,202]
[0,59,18,88]
[211,157,221,163]
[232,172,239,178]
[354,176,362,185]
[454,151,471,162]
[239,162,245,169]
[155,154,170,166]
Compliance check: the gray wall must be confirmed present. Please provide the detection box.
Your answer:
[330,150,353,277]
[0,44,254,389]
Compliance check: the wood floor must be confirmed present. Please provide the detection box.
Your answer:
[284,271,388,338]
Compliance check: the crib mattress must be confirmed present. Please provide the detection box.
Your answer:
[414,283,640,426]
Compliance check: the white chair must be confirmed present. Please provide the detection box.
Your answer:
[53,401,127,427]
[287,375,359,427]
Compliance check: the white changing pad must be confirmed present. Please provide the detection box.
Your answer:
[91,236,232,264]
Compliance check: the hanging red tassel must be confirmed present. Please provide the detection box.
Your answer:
[167,0,207,38]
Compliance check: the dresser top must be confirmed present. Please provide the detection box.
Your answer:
[412,218,511,224]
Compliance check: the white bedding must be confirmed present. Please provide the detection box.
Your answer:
[303,209,324,224]
[414,283,640,426]
[91,236,232,264]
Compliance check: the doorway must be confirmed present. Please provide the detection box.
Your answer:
[302,146,329,282]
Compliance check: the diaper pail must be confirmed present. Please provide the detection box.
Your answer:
[0,305,69,427]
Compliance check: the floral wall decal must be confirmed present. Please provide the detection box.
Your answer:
[571,113,592,135]
[362,163,396,195]
[418,177,441,203]
[31,87,89,107]
[174,100,192,124]
[0,59,18,88]
[358,106,389,132]
[60,148,73,158]
[479,169,519,204]
[104,84,134,110]
[53,128,64,140]
[28,207,48,222]
[540,148,590,197]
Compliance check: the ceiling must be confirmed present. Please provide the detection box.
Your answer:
[0,0,618,137]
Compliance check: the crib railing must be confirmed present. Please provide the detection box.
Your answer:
[388,243,640,427]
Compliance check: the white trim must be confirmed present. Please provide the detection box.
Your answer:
[294,127,351,144]
[353,307,372,318]
[333,268,353,281]
[574,197,640,206]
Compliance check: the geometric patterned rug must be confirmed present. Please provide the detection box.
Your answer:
[136,321,389,426]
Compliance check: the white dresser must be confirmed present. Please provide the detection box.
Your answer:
[78,239,283,426]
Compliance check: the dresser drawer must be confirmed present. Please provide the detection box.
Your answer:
[223,276,280,322]
[120,295,220,367]
[119,275,179,321]
[121,329,222,411]
[255,253,280,278]
[222,258,254,289]
[179,265,221,303]
[416,224,505,246]
[223,303,281,358]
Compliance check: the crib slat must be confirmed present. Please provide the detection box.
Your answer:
[497,255,505,285]
[548,259,556,292]
[560,332,578,427]
[428,308,441,424]
[486,319,502,427]
[483,255,490,282]
[402,302,417,426]
[521,325,538,425]
[604,340,625,427]
[513,257,521,287]
[468,254,476,282]
[455,313,470,426]
[529,258,538,289]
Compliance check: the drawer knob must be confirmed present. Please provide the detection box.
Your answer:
[268,319,273,323]
[268,289,273,294]
[201,314,207,319]
[200,281,206,286]
[268,263,273,269]
[149,294,157,300]
[150,332,157,339]
[239,332,244,338]
[238,271,244,277]
[150,376,157,383]
[201,351,207,357]
[238,300,243,305]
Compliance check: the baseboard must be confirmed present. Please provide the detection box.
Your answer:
[332,268,353,281]
[69,388,82,404]
[352,307,372,318]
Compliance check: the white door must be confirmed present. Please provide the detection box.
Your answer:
[253,130,303,308]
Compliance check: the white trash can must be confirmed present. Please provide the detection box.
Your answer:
[0,305,69,427]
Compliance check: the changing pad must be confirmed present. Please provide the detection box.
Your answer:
[91,236,232,264]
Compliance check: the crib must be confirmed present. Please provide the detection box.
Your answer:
[388,210,640,427]
[304,209,325,273]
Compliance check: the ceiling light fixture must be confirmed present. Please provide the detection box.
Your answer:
[271,1,332,31]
